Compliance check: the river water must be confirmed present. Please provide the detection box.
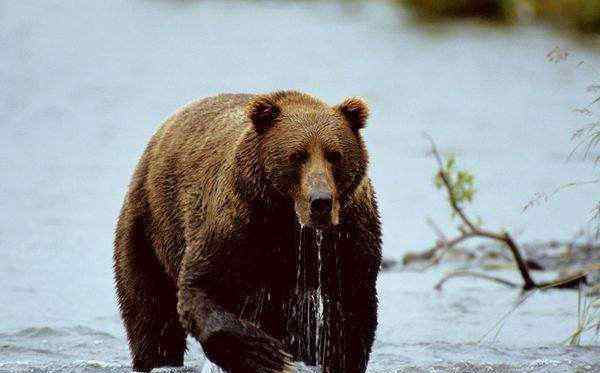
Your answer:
[1,1,599,372]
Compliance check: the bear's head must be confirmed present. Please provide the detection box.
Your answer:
[237,91,370,229]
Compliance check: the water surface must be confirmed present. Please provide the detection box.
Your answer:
[1,1,599,372]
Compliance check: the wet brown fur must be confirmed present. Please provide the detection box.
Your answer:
[113,91,382,373]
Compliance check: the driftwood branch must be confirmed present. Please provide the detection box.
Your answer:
[434,270,519,290]
[405,218,476,271]
[422,135,586,291]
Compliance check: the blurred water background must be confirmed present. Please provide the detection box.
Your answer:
[1,1,599,372]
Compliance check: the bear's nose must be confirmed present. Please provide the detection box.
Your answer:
[310,191,332,216]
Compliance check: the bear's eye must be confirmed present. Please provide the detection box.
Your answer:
[289,151,308,164]
[325,150,342,164]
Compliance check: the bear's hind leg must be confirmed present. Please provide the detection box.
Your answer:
[114,213,187,372]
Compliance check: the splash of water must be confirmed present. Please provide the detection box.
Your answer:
[201,360,225,373]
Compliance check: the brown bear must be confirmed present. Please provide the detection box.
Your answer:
[113,91,382,373]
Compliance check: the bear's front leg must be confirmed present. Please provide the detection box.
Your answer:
[320,245,379,373]
[321,190,382,373]
[177,237,295,373]
[200,309,295,373]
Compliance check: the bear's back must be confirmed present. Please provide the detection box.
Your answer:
[147,93,254,173]
[129,93,255,277]
[162,93,253,140]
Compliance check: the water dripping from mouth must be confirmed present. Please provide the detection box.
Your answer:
[288,225,328,370]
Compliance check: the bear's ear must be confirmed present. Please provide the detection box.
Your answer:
[246,96,281,134]
[336,97,370,132]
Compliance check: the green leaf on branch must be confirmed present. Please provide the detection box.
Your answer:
[434,154,477,211]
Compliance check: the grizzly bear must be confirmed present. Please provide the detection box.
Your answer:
[113,91,382,373]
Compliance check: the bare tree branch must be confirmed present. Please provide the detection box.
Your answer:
[434,270,519,290]
[417,134,588,291]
